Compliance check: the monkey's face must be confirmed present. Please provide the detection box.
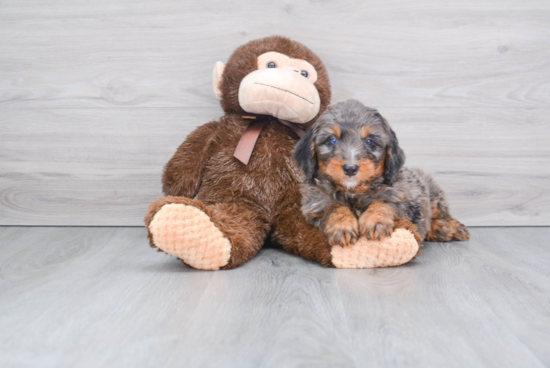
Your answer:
[212,36,330,126]
[238,52,321,124]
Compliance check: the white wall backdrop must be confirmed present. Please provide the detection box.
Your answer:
[1,0,549,226]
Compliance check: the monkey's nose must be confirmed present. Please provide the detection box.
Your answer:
[343,164,359,177]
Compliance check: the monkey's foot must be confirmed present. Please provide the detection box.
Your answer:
[148,203,232,270]
[331,228,419,269]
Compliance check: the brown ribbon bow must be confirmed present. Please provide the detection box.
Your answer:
[233,114,307,165]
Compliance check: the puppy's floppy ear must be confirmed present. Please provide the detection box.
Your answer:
[384,128,405,185]
[293,129,317,183]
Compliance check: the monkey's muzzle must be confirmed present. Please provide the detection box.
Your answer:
[238,68,321,124]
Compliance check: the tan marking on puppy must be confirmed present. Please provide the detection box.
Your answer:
[360,126,372,139]
[320,155,385,192]
[426,201,470,242]
[425,219,453,242]
[350,157,385,192]
[449,218,470,241]
[310,140,316,156]
[328,125,341,138]
[426,200,451,241]
[359,201,396,240]
[319,157,349,184]
[357,157,384,182]
[353,182,372,193]
[426,216,469,242]
[324,206,359,247]
[431,201,442,219]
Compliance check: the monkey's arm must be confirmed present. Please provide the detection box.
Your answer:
[162,120,220,198]
[299,183,359,247]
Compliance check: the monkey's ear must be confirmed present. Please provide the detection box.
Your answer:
[293,129,317,183]
[383,129,405,185]
[212,61,225,98]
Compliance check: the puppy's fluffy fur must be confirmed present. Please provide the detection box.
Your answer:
[293,99,469,247]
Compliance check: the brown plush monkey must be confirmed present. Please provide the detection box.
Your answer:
[144,36,420,270]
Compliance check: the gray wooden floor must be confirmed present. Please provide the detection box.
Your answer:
[0,227,549,368]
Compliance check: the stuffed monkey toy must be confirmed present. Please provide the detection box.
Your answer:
[144,36,421,270]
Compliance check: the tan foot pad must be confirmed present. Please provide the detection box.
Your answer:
[149,203,232,270]
[331,228,419,269]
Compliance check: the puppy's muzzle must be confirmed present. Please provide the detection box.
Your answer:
[343,164,359,177]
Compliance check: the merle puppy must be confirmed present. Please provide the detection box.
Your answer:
[293,99,469,247]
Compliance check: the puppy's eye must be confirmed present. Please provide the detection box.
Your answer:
[267,62,276,68]
[365,138,374,146]
[329,137,338,145]
[300,70,308,78]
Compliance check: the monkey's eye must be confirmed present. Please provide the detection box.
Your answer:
[329,137,338,145]
[364,138,374,147]
[300,70,308,78]
[267,62,276,68]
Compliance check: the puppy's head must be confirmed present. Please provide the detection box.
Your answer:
[294,99,405,190]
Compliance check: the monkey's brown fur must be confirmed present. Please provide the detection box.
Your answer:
[294,99,469,247]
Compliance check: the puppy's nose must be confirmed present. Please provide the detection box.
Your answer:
[343,164,359,177]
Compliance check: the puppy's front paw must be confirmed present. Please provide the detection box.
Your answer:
[359,212,394,241]
[324,207,359,247]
